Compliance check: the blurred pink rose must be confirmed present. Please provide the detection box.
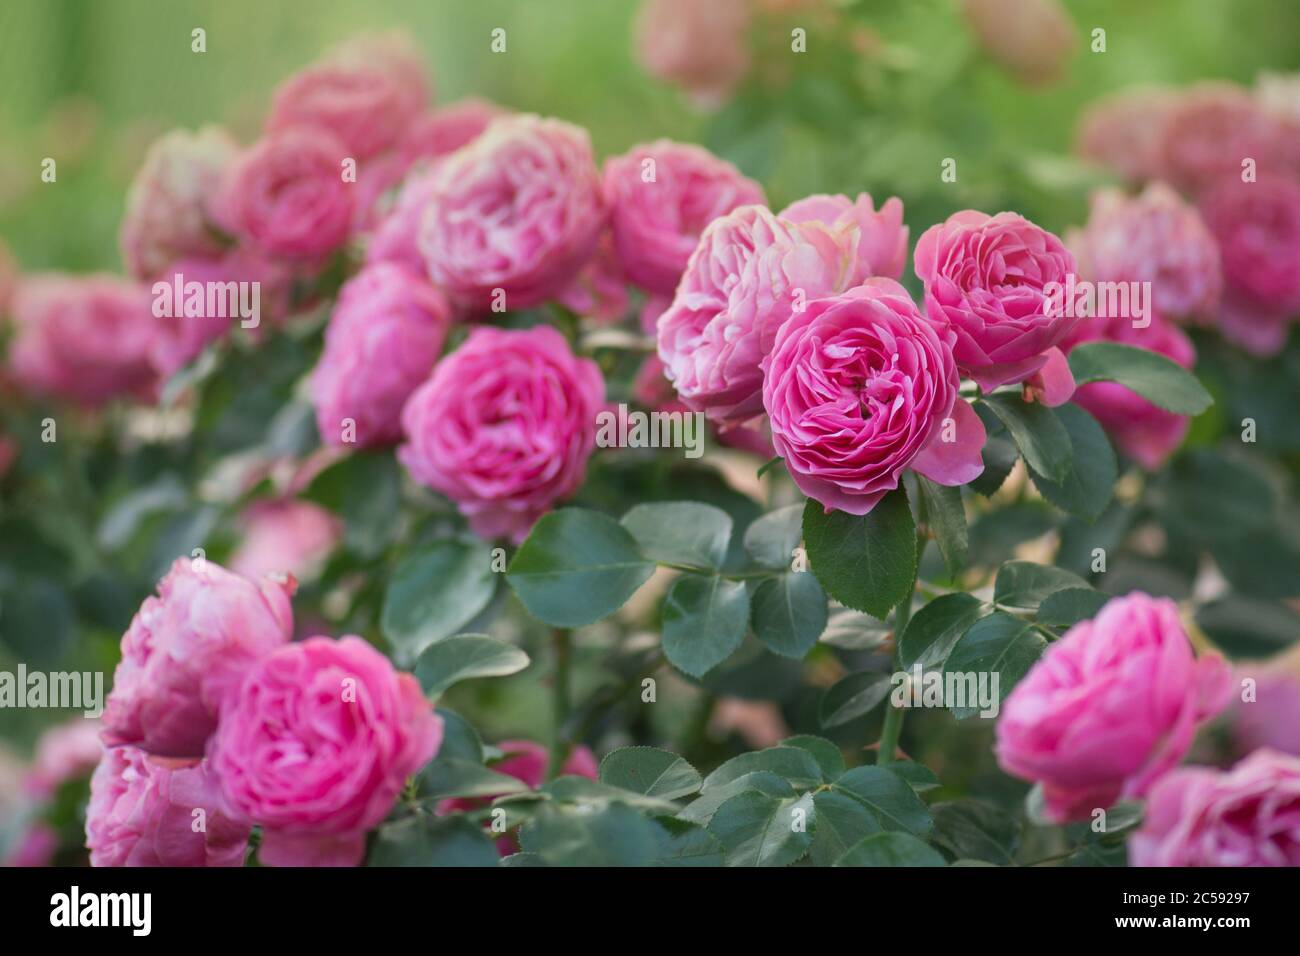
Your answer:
[216,127,354,261]
[397,97,507,171]
[399,326,604,543]
[634,0,751,107]
[1075,86,1181,183]
[961,0,1077,88]
[102,558,295,758]
[657,204,852,424]
[1070,183,1222,323]
[24,718,103,800]
[1155,82,1293,193]
[418,115,606,311]
[310,262,451,448]
[1130,748,1300,866]
[556,233,631,323]
[8,274,158,406]
[780,192,909,285]
[1231,670,1300,758]
[634,353,687,413]
[913,210,1079,396]
[365,166,439,275]
[228,499,341,583]
[996,592,1231,823]
[603,140,764,295]
[86,746,249,867]
[119,126,238,282]
[761,280,984,514]
[3,824,58,868]
[209,636,442,867]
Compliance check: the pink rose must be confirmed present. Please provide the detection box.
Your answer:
[780,192,909,285]
[960,0,1077,88]
[418,115,606,311]
[995,592,1231,823]
[760,280,985,514]
[913,210,1079,396]
[118,126,238,282]
[102,558,295,758]
[228,499,342,583]
[556,232,631,324]
[8,274,157,406]
[602,140,765,295]
[656,204,852,424]
[398,326,605,543]
[24,718,103,800]
[1070,183,1222,323]
[4,824,58,868]
[216,127,354,261]
[634,0,752,107]
[1075,86,1181,183]
[1130,748,1300,867]
[209,636,442,867]
[86,746,249,867]
[365,167,440,275]
[1231,670,1300,758]
[1155,82,1293,193]
[310,262,451,448]
[397,98,507,171]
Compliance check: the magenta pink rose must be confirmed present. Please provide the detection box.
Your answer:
[216,127,354,261]
[1130,748,1300,867]
[86,746,249,867]
[398,326,605,543]
[310,262,451,448]
[119,126,238,282]
[634,0,752,107]
[8,274,157,406]
[24,718,103,800]
[996,592,1231,823]
[656,204,853,424]
[209,636,442,867]
[102,558,295,758]
[761,280,985,514]
[780,193,909,286]
[418,115,606,311]
[913,210,1079,397]
[603,140,764,295]
[228,499,341,583]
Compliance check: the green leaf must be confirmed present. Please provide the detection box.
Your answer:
[702,746,825,791]
[661,574,750,678]
[1037,587,1109,628]
[619,501,732,569]
[898,592,991,671]
[810,789,883,866]
[519,803,662,867]
[507,509,656,627]
[434,708,484,763]
[944,611,1048,718]
[970,405,1020,497]
[780,735,845,781]
[833,832,947,867]
[749,572,827,659]
[678,771,795,825]
[831,767,933,837]
[708,791,814,867]
[930,801,1021,865]
[1027,404,1117,521]
[301,451,402,560]
[993,560,1091,609]
[540,776,680,814]
[916,478,967,577]
[980,394,1072,483]
[802,488,917,619]
[414,634,530,697]
[890,762,941,793]
[598,747,702,800]
[818,671,893,728]
[418,757,532,802]
[369,815,500,867]
[819,607,892,651]
[742,504,804,570]
[653,818,724,866]
[1068,341,1213,415]
[382,540,498,665]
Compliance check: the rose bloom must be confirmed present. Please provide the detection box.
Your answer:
[119,126,238,282]
[209,636,442,867]
[24,718,103,800]
[960,0,1077,88]
[215,127,354,261]
[1130,748,1300,867]
[995,592,1231,823]
[602,140,764,295]
[418,115,606,311]
[1155,82,1294,193]
[1075,86,1181,183]
[556,232,630,324]
[761,280,985,514]
[913,210,1079,397]
[228,499,341,584]
[102,558,295,758]
[1230,667,1300,758]
[86,747,249,867]
[634,0,751,107]
[399,325,605,543]
[656,204,852,424]
[7,274,157,406]
[365,166,440,275]
[780,192,909,285]
[310,262,451,448]
[1070,183,1222,323]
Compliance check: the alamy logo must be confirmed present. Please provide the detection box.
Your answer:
[0,664,103,717]
[596,403,706,459]
[152,271,260,328]
[50,886,151,936]
[1042,273,1151,329]
[890,664,1001,718]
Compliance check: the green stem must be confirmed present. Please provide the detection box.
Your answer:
[548,628,572,779]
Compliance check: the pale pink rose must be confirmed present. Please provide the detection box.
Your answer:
[86,747,249,867]
[418,115,606,311]
[913,210,1079,397]
[24,719,103,800]
[961,0,1077,87]
[1075,86,1181,183]
[761,280,985,514]
[996,592,1231,823]
[310,262,451,448]
[656,204,852,424]
[780,192,909,285]
[266,36,429,161]
[8,274,158,406]
[365,166,440,275]
[209,636,442,868]
[1155,82,1290,193]
[634,0,752,107]
[398,326,605,543]
[228,499,342,583]
[1130,748,1300,867]
[603,140,764,295]
[215,127,354,261]
[1070,183,1222,323]
[119,126,238,281]
[1231,670,1300,758]
[102,558,295,758]
[556,232,631,323]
